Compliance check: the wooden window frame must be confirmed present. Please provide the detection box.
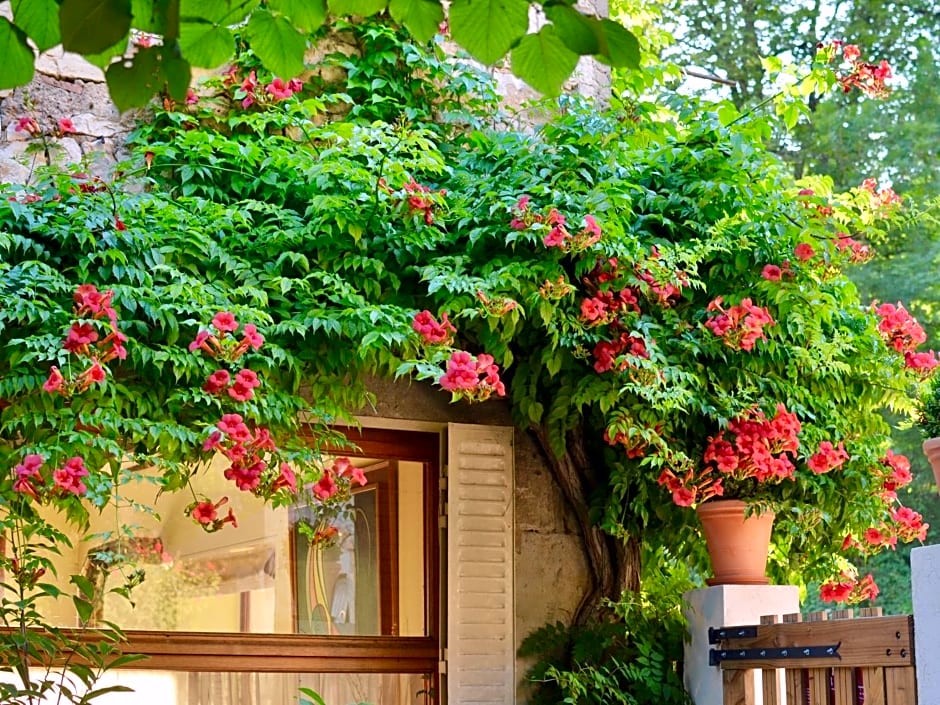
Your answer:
[87,426,442,688]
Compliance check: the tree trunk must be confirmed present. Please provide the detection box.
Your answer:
[531,423,641,625]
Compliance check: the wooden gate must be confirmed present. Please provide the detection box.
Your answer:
[713,609,916,705]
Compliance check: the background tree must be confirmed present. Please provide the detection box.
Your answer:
[656,0,940,612]
[659,0,938,184]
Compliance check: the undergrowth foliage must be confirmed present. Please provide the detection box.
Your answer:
[518,562,691,705]
[0,18,932,704]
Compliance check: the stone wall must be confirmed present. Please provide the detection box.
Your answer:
[0,1,142,184]
[0,69,140,185]
[490,0,612,115]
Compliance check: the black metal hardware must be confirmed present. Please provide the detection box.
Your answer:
[708,626,758,644]
[709,642,842,666]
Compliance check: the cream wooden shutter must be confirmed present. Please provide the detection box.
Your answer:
[446,423,515,705]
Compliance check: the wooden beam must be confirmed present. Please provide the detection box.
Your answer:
[0,630,440,674]
[717,615,914,669]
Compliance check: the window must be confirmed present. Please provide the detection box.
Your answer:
[18,422,516,705]
[42,426,442,705]
[291,460,402,636]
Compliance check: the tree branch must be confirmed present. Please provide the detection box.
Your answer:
[530,422,639,625]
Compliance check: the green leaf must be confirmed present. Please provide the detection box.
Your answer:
[106,654,149,668]
[162,53,192,100]
[85,686,135,698]
[299,688,327,705]
[71,574,96,599]
[59,0,133,54]
[132,0,171,34]
[244,9,307,79]
[268,0,327,34]
[83,37,128,69]
[105,46,191,110]
[328,0,388,16]
[179,22,235,68]
[12,0,61,51]
[596,19,639,68]
[37,582,63,598]
[544,4,598,56]
[781,102,801,129]
[180,0,259,25]
[0,18,34,89]
[73,595,94,623]
[761,55,783,73]
[449,0,528,65]
[510,25,578,96]
[388,0,444,44]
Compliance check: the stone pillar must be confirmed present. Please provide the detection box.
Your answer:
[912,544,940,704]
[683,585,799,705]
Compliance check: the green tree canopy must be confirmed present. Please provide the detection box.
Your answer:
[658,0,940,194]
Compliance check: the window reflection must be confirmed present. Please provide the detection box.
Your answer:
[76,455,426,636]
[292,462,395,636]
[100,537,277,632]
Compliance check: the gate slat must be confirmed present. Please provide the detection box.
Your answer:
[831,610,855,705]
[805,612,830,704]
[884,666,916,705]
[761,615,781,705]
[723,668,754,705]
[782,613,804,705]
[784,668,803,703]
[859,667,886,705]
[857,608,887,705]
[832,667,854,705]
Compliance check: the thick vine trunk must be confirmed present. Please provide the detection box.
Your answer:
[531,423,641,625]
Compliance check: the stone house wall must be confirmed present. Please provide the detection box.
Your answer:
[0,51,139,185]
[0,0,141,185]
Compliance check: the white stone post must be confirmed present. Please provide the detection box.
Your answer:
[683,585,799,705]
[912,544,940,705]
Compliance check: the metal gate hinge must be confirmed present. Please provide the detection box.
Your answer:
[710,642,842,666]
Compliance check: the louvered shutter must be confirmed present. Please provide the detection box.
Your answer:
[446,423,515,705]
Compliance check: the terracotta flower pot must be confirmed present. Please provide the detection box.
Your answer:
[922,437,940,496]
[696,499,775,586]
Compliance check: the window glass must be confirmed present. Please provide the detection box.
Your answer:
[41,454,426,636]
[20,427,441,703]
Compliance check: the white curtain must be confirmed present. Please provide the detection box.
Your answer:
[184,672,293,705]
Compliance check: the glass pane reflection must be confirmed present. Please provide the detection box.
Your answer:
[293,485,382,635]
[64,455,427,635]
